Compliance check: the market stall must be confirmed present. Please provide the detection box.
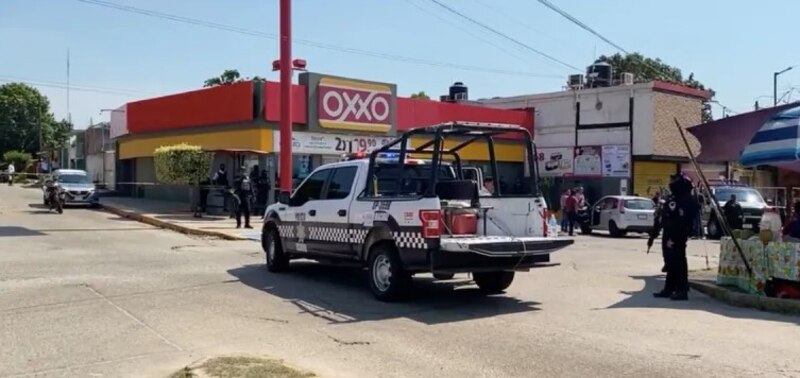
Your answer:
[718,237,799,295]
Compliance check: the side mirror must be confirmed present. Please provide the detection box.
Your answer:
[278,191,291,205]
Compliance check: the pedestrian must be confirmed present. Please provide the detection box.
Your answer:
[6,162,14,186]
[574,186,586,207]
[233,165,254,229]
[564,189,578,236]
[198,176,211,213]
[647,173,698,301]
[723,194,744,231]
[483,178,495,195]
[691,188,705,239]
[256,169,271,214]
[782,201,800,241]
[560,189,570,232]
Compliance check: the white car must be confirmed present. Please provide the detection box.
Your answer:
[580,195,655,237]
[42,169,98,206]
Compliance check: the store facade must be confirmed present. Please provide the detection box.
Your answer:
[113,72,533,202]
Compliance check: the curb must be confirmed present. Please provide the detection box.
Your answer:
[689,279,800,315]
[100,203,248,241]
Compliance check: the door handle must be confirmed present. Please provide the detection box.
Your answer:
[337,209,347,217]
[308,209,316,216]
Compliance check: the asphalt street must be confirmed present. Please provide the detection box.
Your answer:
[1,185,799,378]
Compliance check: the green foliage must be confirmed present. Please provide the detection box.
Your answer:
[204,69,265,87]
[410,91,431,100]
[2,150,32,170]
[0,82,73,156]
[594,53,715,122]
[154,144,214,185]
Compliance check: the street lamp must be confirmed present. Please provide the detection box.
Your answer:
[774,66,794,106]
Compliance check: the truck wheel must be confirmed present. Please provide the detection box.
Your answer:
[433,273,455,280]
[473,271,515,293]
[707,218,722,240]
[263,225,289,272]
[367,243,410,301]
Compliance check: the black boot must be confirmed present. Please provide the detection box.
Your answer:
[653,289,673,298]
[670,291,688,301]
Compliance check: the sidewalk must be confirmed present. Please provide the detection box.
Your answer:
[99,196,261,241]
[689,269,800,315]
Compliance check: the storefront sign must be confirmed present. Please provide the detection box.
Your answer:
[274,131,396,155]
[602,145,631,177]
[574,145,602,176]
[317,77,393,132]
[535,147,574,176]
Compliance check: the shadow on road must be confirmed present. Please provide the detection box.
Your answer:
[228,262,540,325]
[606,275,800,325]
[0,226,46,237]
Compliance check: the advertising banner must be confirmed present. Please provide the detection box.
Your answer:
[274,131,396,155]
[535,147,574,176]
[574,145,602,176]
[602,145,631,177]
[316,77,393,133]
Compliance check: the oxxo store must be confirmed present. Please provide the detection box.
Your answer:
[114,72,533,202]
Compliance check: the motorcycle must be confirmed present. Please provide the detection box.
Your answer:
[575,205,592,234]
[44,181,65,214]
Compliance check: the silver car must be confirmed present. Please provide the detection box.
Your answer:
[43,169,98,206]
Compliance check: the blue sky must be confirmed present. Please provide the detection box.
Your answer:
[2,0,799,128]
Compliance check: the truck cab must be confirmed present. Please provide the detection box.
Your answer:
[262,122,573,301]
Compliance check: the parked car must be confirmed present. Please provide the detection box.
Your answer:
[703,184,767,239]
[42,169,98,206]
[580,195,655,237]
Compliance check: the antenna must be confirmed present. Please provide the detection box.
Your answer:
[67,48,71,123]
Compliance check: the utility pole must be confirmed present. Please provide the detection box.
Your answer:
[279,0,293,192]
[774,66,793,106]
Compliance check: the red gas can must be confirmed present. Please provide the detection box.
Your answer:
[446,210,478,235]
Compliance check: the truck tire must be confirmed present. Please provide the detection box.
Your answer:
[473,271,515,293]
[367,243,410,301]
[433,273,455,280]
[263,225,289,272]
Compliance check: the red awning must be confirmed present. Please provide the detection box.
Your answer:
[688,102,799,162]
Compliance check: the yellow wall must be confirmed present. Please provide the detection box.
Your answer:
[633,161,677,197]
[409,137,525,162]
[119,128,274,159]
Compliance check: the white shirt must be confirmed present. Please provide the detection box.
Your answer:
[7,164,14,174]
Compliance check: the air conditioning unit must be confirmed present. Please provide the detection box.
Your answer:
[568,74,584,89]
[621,72,634,85]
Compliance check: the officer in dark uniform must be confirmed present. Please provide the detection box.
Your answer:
[233,166,254,229]
[647,173,698,301]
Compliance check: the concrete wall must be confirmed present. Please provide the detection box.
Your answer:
[480,83,655,156]
[652,92,703,158]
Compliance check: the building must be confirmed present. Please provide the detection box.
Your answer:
[479,80,711,201]
[111,73,534,203]
[84,122,115,189]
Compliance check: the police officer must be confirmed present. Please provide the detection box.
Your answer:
[647,173,698,301]
[233,166,254,229]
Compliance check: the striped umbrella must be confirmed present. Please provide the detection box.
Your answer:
[740,105,800,170]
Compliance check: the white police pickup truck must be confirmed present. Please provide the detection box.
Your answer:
[262,122,573,301]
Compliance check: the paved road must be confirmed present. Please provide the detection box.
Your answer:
[1,186,799,378]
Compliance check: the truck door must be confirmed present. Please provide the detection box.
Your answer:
[284,168,331,255]
[313,166,360,259]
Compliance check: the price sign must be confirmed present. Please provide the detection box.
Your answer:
[275,131,396,155]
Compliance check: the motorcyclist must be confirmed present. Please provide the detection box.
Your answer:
[647,172,698,301]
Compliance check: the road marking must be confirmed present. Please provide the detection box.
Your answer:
[83,284,184,352]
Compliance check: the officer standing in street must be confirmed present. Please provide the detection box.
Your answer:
[233,166,254,229]
[647,173,698,301]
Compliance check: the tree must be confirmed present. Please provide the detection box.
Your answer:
[154,143,215,216]
[410,91,431,100]
[3,150,32,170]
[594,53,715,122]
[0,83,73,156]
[203,69,265,87]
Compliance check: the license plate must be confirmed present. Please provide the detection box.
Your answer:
[637,214,648,220]
[742,223,752,229]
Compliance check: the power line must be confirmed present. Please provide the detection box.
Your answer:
[0,75,156,95]
[74,0,562,78]
[426,0,580,71]
[0,78,145,97]
[471,0,573,48]
[401,0,538,67]
[535,0,628,54]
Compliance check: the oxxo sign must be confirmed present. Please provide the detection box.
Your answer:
[317,77,393,132]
